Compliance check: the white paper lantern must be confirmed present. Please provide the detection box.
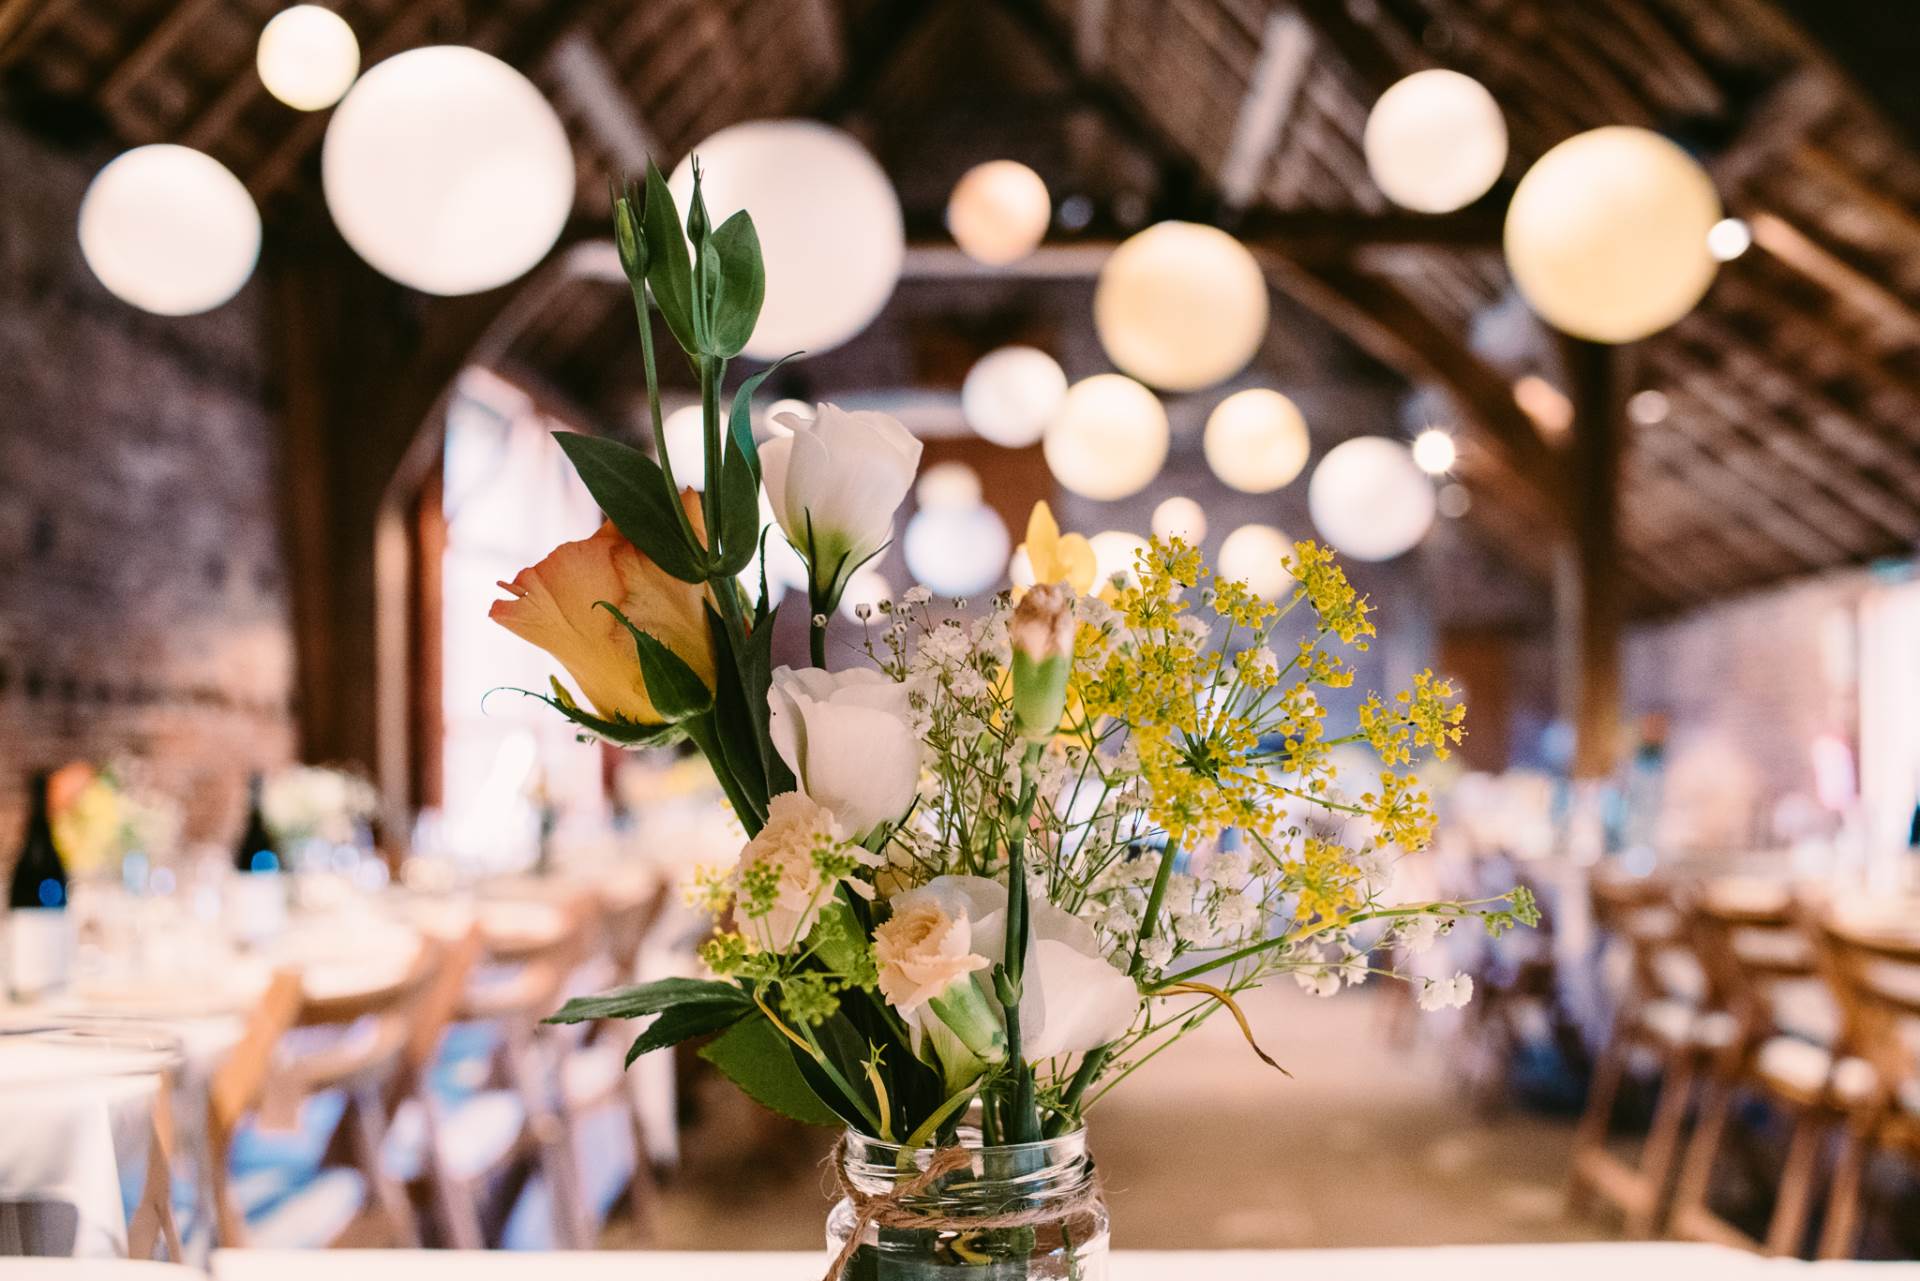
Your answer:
[961,346,1067,447]
[743,490,806,605]
[78,145,261,316]
[1364,70,1507,214]
[1204,388,1309,493]
[762,399,812,436]
[1043,374,1169,501]
[839,566,892,621]
[257,6,360,111]
[663,404,706,490]
[1411,427,1457,475]
[1089,530,1149,592]
[1151,496,1207,544]
[1093,222,1269,392]
[672,121,903,361]
[1308,437,1436,562]
[947,160,1051,266]
[1217,524,1295,597]
[916,461,982,510]
[1503,126,1721,343]
[904,504,1010,597]
[322,46,573,295]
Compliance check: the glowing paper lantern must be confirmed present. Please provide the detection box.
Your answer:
[916,461,983,510]
[257,6,360,111]
[904,505,1010,598]
[961,346,1067,448]
[1089,531,1149,592]
[947,160,1050,266]
[1308,437,1436,562]
[839,566,892,621]
[1043,374,1169,501]
[1204,389,1309,493]
[672,121,903,361]
[1151,496,1207,544]
[1093,222,1268,392]
[1363,70,1506,214]
[663,404,706,490]
[1707,217,1751,261]
[1411,428,1457,475]
[1218,524,1295,597]
[78,145,261,316]
[323,46,573,295]
[1503,126,1721,343]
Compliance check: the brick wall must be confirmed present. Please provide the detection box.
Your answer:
[0,121,296,859]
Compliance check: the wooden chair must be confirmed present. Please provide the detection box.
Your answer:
[207,950,435,1249]
[1811,915,1920,1259]
[1666,880,1850,1255]
[1567,872,1729,1236]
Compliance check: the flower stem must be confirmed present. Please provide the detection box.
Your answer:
[631,280,703,561]
[808,591,829,668]
[1127,839,1181,977]
[998,741,1044,1143]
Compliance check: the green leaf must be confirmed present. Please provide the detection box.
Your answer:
[481,684,681,749]
[707,210,765,358]
[712,433,762,577]
[547,977,750,1025]
[726,355,796,489]
[742,601,796,796]
[625,1001,749,1066]
[699,1015,845,1128]
[703,607,769,811]
[599,602,714,722]
[642,160,697,356]
[553,432,705,582]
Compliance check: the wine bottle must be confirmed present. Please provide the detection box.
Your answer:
[233,773,281,874]
[7,770,73,999]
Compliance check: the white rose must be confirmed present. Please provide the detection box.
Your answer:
[892,875,1139,1062]
[760,403,922,604]
[731,791,877,953]
[768,665,923,840]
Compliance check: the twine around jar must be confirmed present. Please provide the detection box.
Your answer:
[822,1135,1105,1280]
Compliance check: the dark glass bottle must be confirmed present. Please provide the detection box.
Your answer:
[233,773,281,874]
[8,771,72,997]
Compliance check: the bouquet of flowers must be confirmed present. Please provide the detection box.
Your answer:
[48,761,181,880]
[261,764,378,849]
[495,164,1535,1275]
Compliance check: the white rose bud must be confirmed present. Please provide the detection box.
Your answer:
[767,666,924,840]
[759,403,922,609]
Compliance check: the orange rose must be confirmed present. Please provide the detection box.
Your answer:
[489,494,716,725]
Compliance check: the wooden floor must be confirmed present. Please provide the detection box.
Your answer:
[610,984,1612,1251]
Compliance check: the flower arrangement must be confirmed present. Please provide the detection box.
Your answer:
[498,164,1535,1270]
[261,764,377,848]
[47,761,181,880]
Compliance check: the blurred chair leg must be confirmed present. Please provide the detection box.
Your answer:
[624,1095,659,1241]
[1763,1110,1822,1258]
[1668,1076,1757,1248]
[346,1086,419,1248]
[1817,1127,1870,1260]
[1627,1056,1696,1238]
[1568,1029,1630,1216]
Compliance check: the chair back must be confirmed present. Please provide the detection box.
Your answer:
[1817,914,1920,1110]
[1688,877,1818,1042]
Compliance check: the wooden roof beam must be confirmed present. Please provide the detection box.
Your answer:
[548,30,660,174]
[1219,10,1314,210]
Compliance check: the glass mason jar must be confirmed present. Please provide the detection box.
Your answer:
[825,1126,1109,1279]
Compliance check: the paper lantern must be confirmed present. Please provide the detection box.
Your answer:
[961,346,1067,447]
[1043,374,1169,501]
[1363,70,1506,214]
[1204,389,1309,493]
[1411,428,1457,476]
[1151,496,1207,544]
[839,566,892,621]
[1307,437,1436,562]
[1093,222,1268,392]
[1707,217,1751,261]
[1503,126,1721,343]
[947,160,1050,266]
[672,121,903,361]
[257,6,359,111]
[904,505,1010,598]
[77,145,261,316]
[1218,524,1295,597]
[916,461,982,510]
[1089,531,1149,592]
[663,404,706,490]
[323,46,573,295]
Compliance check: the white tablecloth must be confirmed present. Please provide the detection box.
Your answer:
[0,1262,198,1279]
[204,1244,1920,1280]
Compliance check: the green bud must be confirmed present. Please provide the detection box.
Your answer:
[1010,582,1074,741]
[927,972,1007,1065]
[613,193,648,282]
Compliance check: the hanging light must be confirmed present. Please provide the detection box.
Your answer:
[256,6,360,111]
[77,145,261,316]
[1363,70,1507,214]
[1707,217,1751,262]
[672,120,903,361]
[961,346,1067,448]
[947,160,1051,266]
[1411,427,1457,475]
[663,404,706,490]
[1094,221,1269,392]
[838,566,892,621]
[1089,530,1149,592]
[1043,374,1169,501]
[1217,524,1295,598]
[904,504,1010,598]
[1204,388,1309,493]
[322,46,573,295]
[1503,126,1721,343]
[915,461,983,510]
[1307,437,1436,562]
[1627,389,1671,426]
[1438,484,1473,519]
[1151,495,1207,544]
